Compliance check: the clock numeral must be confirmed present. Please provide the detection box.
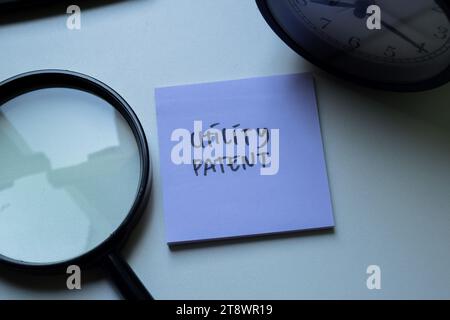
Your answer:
[320,17,332,29]
[416,43,428,53]
[384,46,396,57]
[348,37,361,49]
[434,26,448,39]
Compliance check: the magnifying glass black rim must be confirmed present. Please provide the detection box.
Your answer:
[0,69,152,273]
[256,0,450,92]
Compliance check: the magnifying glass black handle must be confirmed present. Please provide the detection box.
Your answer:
[104,252,153,300]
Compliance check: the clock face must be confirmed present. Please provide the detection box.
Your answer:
[289,0,450,64]
[258,0,450,91]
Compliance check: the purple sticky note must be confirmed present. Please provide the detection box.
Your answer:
[155,73,334,245]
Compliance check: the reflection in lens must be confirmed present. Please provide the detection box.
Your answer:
[0,88,141,264]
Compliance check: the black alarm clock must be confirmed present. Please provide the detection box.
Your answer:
[256,0,450,91]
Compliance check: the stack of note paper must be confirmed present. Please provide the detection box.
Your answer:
[155,73,334,245]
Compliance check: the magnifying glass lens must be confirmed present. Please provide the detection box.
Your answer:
[0,88,141,264]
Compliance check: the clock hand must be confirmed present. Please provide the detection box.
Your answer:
[309,0,356,8]
[310,0,379,18]
[380,20,429,53]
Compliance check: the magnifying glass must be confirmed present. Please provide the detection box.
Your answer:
[0,70,152,300]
